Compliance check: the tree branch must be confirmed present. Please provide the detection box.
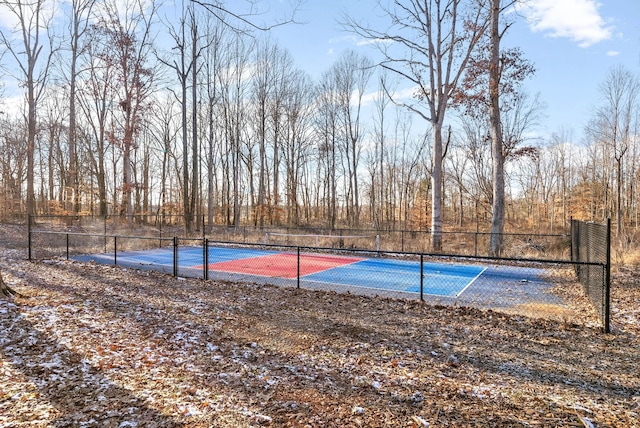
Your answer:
[189,0,303,33]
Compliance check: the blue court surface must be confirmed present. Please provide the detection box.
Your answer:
[75,246,549,299]
[303,259,485,297]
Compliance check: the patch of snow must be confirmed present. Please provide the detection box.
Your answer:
[411,415,430,427]
[254,414,272,424]
[352,406,365,415]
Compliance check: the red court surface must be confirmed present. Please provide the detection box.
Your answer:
[200,253,363,279]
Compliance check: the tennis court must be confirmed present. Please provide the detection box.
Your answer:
[74,244,559,303]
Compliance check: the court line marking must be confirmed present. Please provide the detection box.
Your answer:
[455,266,487,297]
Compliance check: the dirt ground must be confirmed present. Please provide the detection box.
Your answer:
[1,224,639,427]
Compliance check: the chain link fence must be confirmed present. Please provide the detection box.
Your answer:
[29,215,569,258]
[27,215,612,331]
[28,225,609,330]
[207,225,570,259]
[570,218,611,333]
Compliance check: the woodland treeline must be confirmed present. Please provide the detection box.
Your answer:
[0,0,638,245]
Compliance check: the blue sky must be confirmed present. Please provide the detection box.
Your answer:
[270,0,640,142]
[1,0,637,143]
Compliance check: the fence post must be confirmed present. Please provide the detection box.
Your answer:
[474,232,478,257]
[173,237,178,277]
[114,236,117,266]
[66,234,69,260]
[28,214,32,260]
[297,246,301,289]
[203,238,209,281]
[604,218,611,333]
[420,254,424,302]
[102,216,106,253]
[569,216,574,262]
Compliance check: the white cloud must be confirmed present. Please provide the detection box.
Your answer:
[359,89,381,106]
[0,11,17,29]
[519,0,613,47]
[606,50,620,57]
[328,35,358,45]
[0,95,25,119]
[395,86,420,101]
[328,34,392,48]
[0,0,60,32]
[356,38,392,47]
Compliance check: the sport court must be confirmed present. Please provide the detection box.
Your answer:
[76,244,563,306]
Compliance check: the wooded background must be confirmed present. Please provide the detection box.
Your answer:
[0,0,637,247]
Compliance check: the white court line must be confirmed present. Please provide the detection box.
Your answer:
[455,267,488,297]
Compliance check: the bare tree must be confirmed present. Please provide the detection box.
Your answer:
[280,68,314,225]
[218,35,252,226]
[200,16,225,227]
[158,3,207,233]
[315,70,341,228]
[146,96,180,219]
[333,50,373,227]
[0,0,57,217]
[268,43,296,225]
[40,89,68,212]
[446,142,470,227]
[588,65,640,236]
[63,0,96,214]
[548,128,575,229]
[371,74,392,229]
[487,0,505,255]
[0,114,28,220]
[182,1,302,228]
[345,0,488,250]
[95,0,159,223]
[251,38,277,227]
[77,26,117,217]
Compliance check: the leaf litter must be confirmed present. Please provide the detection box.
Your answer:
[0,241,639,427]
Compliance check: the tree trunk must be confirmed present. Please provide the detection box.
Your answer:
[431,125,443,252]
[488,0,505,257]
[190,12,199,233]
[27,81,37,218]
[123,137,134,225]
[182,68,191,233]
[68,40,80,214]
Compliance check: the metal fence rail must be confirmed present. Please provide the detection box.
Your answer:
[570,218,611,332]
